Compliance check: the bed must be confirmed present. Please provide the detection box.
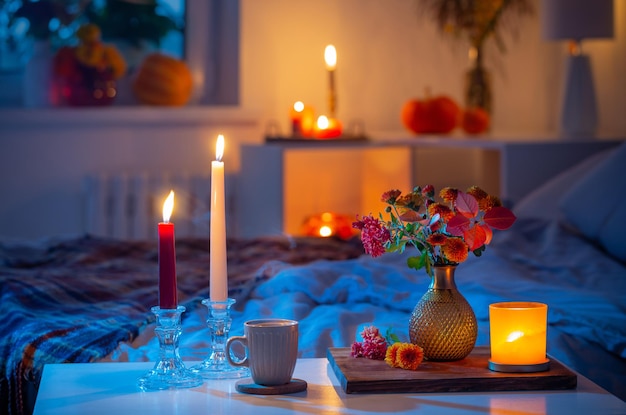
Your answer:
[2,142,625,414]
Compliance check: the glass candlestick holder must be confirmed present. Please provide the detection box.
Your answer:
[190,298,249,379]
[138,306,203,390]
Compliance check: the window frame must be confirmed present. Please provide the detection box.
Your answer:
[186,0,240,106]
[0,0,240,108]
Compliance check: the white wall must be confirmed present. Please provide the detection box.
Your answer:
[0,108,262,240]
[240,0,626,136]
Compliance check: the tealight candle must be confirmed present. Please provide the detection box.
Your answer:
[313,115,342,139]
[489,302,550,372]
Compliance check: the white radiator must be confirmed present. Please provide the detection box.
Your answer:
[82,172,234,240]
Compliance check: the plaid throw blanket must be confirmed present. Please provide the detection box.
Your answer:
[0,234,363,415]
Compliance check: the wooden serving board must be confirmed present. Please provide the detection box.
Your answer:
[327,346,577,394]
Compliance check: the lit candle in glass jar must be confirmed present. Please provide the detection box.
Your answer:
[489,302,550,372]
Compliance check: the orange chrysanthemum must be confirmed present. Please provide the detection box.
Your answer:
[478,194,503,211]
[386,343,424,370]
[427,203,455,222]
[439,187,458,203]
[466,185,488,202]
[442,237,469,263]
[426,233,447,246]
[384,342,401,367]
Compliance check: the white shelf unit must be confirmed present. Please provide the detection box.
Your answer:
[237,136,623,238]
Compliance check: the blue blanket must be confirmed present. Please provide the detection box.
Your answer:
[0,235,363,415]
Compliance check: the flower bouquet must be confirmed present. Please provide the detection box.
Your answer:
[352,185,517,361]
[353,184,516,277]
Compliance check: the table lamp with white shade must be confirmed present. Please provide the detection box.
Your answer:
[541,0,614,138]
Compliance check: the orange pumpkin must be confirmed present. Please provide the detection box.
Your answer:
[401,94,460,134]
[132,53,193,106]
[461,107,490,134]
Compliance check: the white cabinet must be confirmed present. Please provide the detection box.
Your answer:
[237,136,623,238]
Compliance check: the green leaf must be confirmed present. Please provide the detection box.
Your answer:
[472,245,486,257]
[424,256,432,276]
[407,255,425,271]
[385,327,400,345]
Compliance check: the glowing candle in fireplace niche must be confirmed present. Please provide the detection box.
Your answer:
[158,190,177,309]
[210,134,228,302]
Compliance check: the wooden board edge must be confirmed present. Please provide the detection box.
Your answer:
[326,347,577,395]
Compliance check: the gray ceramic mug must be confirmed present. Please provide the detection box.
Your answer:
[226,319,298,386]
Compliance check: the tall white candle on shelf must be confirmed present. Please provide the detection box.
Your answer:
[324,44,337,118]
[210,134,228,302]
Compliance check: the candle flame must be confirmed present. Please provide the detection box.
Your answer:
[317,115,329,129]
[324,45,337,70]
[294,101,304,112]
[319,225,332,237]
[162,190,175,223]
[216,134,225,162]
[506,331,524,343]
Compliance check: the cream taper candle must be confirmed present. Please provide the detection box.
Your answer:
[210,134,228,301]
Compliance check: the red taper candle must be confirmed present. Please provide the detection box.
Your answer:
[158,190,177,309]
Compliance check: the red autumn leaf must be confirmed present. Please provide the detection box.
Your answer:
[463,225,487,251]
[481,223,493,245]
[446,214,469,236]
[455,191,479,219]
[398,210,421,222]
[484,207,517,230]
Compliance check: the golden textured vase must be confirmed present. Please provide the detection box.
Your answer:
[409,265,477,361]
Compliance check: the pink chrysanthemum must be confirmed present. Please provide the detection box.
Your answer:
[360,326,381,341]
[352,215,391,258]
[351,326,388,360]
[362,336,388,360]
[351,341,364,357]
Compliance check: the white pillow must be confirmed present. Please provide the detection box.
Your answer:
[513,149,610,221]
[559,142,626,262]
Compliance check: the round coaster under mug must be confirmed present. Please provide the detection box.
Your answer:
[235,378,307,395]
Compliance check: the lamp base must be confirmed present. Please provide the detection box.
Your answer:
[488,359,551,373]
[560,54,597,139]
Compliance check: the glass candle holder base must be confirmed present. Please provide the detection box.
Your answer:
[138,306,203,390]
[488,359,551,373]
[190,298,250,379]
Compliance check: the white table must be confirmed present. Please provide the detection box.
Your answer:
[33,359,626,415]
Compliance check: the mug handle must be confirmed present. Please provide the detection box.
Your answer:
[226,335,249,367]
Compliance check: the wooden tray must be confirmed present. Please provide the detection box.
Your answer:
[327,346,577,394]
